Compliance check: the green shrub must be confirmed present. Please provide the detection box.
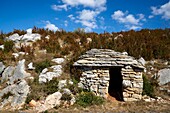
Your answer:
[35,59,51,73]
[26,77,59,103]
[43,78,59,95]
[61,93,72,101]
[142,75,155,98]
[76,92,104,107]
[3,40,14,53]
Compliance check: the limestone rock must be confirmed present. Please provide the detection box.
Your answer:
[158,68,170,85]
[138,57,146,66]
[8,33,20,42]
[1,66,15,83]
[8,59,31,85]
[0,45,4,50]
[51,58,65,64]
[0,80,29,110]
[123,80,132,88]
[29,100,37,107]
[36,92,62,112]
[0,62,5,74]
[39,65,62,83]
[28,62,35,70]
[58,80,67,89]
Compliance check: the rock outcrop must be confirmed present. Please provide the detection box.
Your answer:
[0,59,30,110]
[39,58,64,83]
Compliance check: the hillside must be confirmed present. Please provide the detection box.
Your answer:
[0,28,170,112]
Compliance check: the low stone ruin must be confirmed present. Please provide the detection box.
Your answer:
[74,49,145,101]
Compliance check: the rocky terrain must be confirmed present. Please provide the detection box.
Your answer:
[0,28,170,112]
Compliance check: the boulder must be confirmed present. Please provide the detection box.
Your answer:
[158,68,170,85]
[0,45,4,50]
[138,57,146,66]
[58,80,67,89]
[8,33,20,42]
[51,58,65,64]
[29,100,37,107]
[36,92,62,112]
[28,62,35,70]
[26,28,32,34]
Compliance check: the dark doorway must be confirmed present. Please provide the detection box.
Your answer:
[108,67,123,101]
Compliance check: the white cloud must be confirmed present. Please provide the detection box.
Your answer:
[111,10,145,30]
[52,0,106,12]
[151,1,170,20]
[62,0,106,9]
[79,10,97,21]
[68,14,75,20]
[44,21,59,31]
[51,4,67,11]
[126,25,141,30]
[55,17,59,20]
[148,15,154,19]
[64,20,68,27]
[52,0,107,32]
[75,9,98,32]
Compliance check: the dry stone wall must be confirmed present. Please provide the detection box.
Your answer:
[122,66,143,101]
[78,66,143,101]
[79,67,110,98]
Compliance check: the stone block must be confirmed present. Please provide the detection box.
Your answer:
[124,98,138,101]
[132,94,142,99]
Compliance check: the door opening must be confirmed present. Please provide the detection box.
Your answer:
[108,67,123,101]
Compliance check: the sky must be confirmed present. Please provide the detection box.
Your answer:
[0,0,170,33]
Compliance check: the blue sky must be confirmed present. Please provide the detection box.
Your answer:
[0,0,170,33]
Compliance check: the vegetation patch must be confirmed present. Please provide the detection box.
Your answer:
[26,77,59,103]
[35,59,51,74]
[142,75,155,98]
[76,92,104,107]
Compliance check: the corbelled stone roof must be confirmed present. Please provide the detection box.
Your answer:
[73,49,144,69]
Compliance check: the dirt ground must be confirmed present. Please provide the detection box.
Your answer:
[2,99,170,113]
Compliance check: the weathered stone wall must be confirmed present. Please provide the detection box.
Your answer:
[78,66,143,101]
[79,67,110,98]
[122,66,143,101]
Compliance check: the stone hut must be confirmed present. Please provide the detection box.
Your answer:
[73,49,145,101]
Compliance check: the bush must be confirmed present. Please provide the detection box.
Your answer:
[43,78,59,95]
[35,59,51,73]
[3,40,14,53]
[76,92,104,107]
[142,75,155,98]
[26,77,59,103]
[61,93,72,101]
